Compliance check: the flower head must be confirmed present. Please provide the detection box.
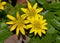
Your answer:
[6,12,27,35]
[0,1,6,10]
[27,14,47,37]
[21,2,43,19]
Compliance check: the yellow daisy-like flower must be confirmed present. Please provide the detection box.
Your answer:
[6,12,28,35]
[0,1,6,10]
[21,2,43,19]
[27,14,47,37]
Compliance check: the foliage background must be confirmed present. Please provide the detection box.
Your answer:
[0,0,60,43]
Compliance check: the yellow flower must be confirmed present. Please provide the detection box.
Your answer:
[27,14,47,37]
[21,2,43,20]
[6,12,28,35]
[0,2,6,10]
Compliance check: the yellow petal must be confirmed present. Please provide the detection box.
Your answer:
[43,23,47,25]
[33,3,37,9]
[39,20,46,25]
[0,6,4,10]
[39,16,43,21]
[28,2,32,10]
[37,14,42,18]
[42,26,47,30]
[35,14,39,20]
[24,20,30,24]
[2,2,6,5]
[36,8,43,13]
[27,17,32,21]
[41,30,46,34]
[21,8,28,13]
[6,21,15,24]
[29,28,34,33]
[20,28,25,35]
[34,29,37,36]
[16,12,20,19]
[16,28,19,36]
[42,19,46,23]
[21,14,27,19]
[26,24,32,29]
[38,30,42,37]
[29,18,35,23]
[23,25,27,29]
[10,24,17,31]
[7,15,16,21]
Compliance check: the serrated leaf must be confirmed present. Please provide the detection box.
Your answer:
[43,2,60,11]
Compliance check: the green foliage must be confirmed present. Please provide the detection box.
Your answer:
[0,22,12,43]
[0,2,25,42]
[0,0,60,43]
[37,0,47,4]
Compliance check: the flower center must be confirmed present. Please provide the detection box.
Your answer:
[17,18,24,27]
[33,21,41,29]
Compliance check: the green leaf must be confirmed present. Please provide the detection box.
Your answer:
[28,36,41,43]
[37,0,47,4]
[0,23,8,29]
[44,11,60,31]
[43,2,60,11]
[8,4,26,17]
[29,0,36,5]
[0,22,12,43]
[55,36,60,43]
[47,24,56,34]
[5,3,13,13]
[0,29,12,43]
